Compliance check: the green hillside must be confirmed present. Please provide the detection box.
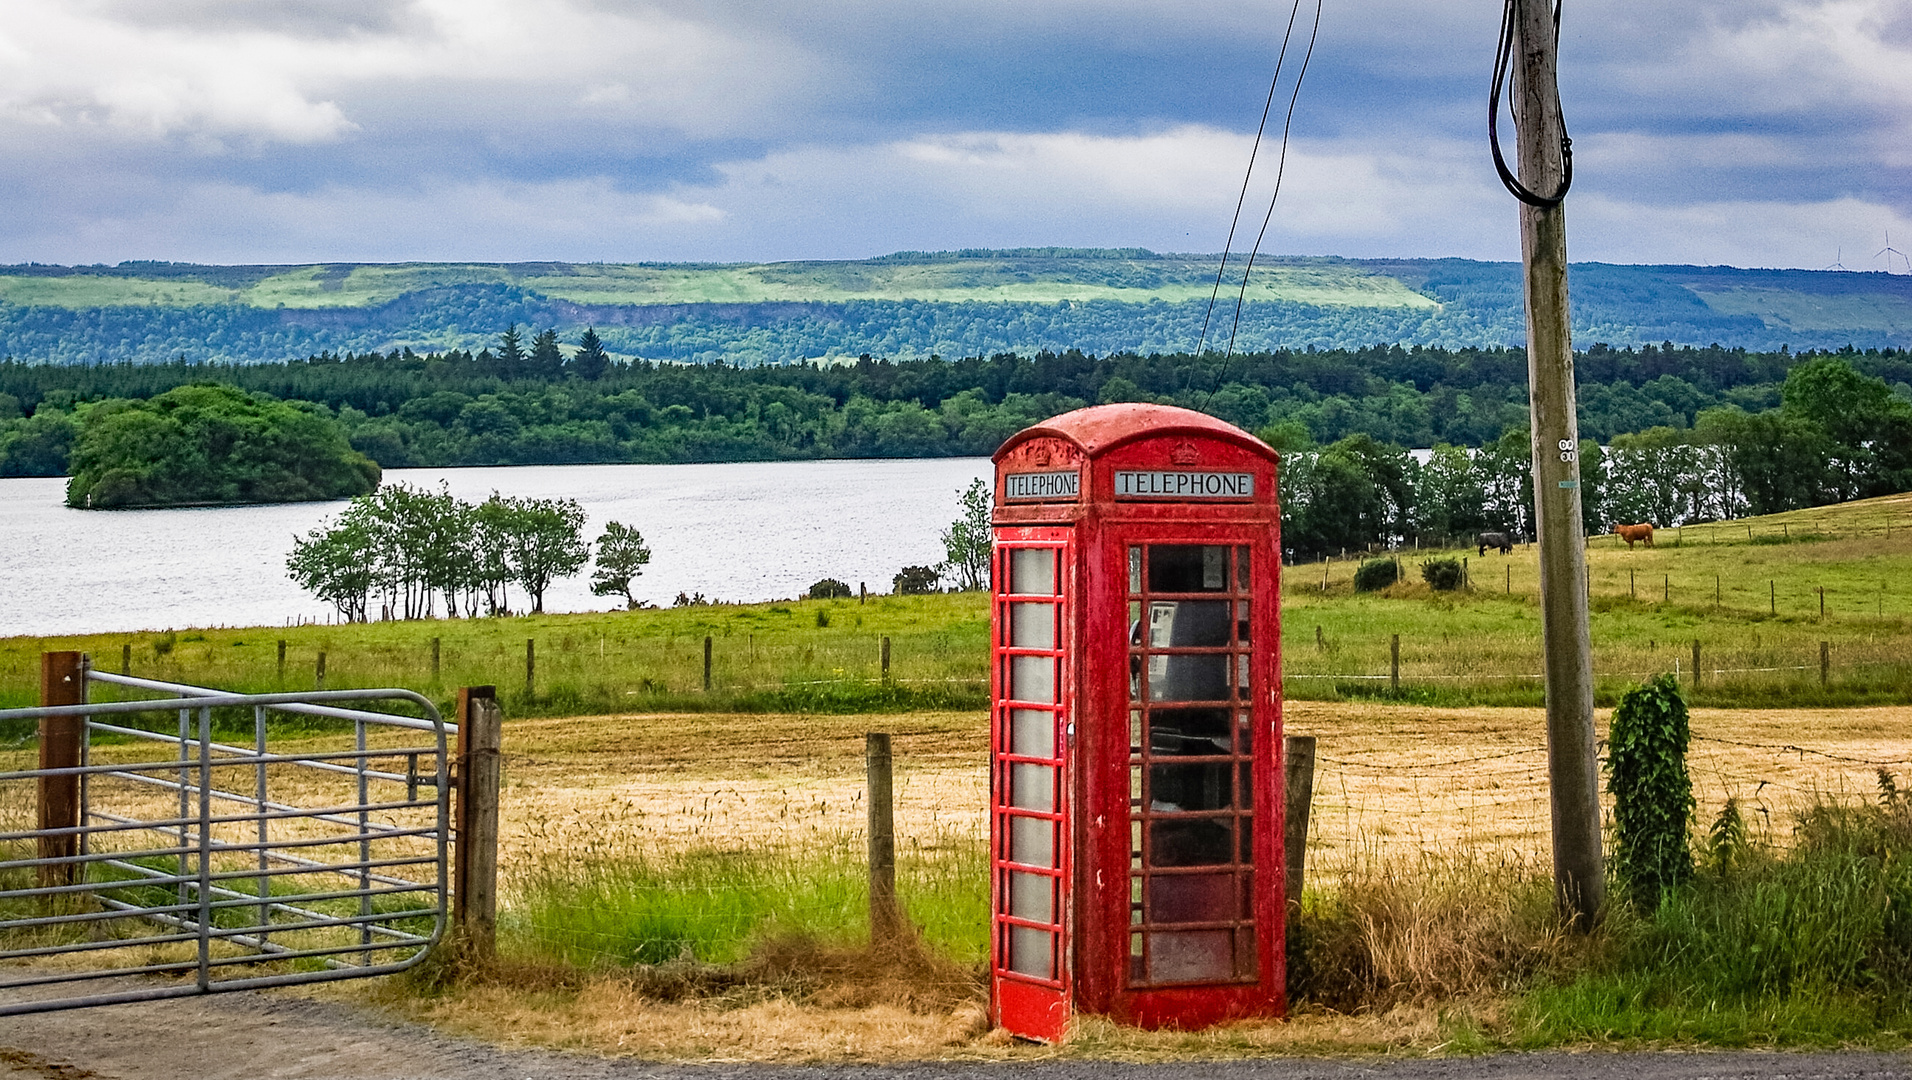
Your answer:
[1,250,1909,365]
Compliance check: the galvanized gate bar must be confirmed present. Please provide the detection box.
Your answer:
[0,669,451,1017]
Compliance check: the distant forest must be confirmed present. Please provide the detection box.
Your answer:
[2,340,1908,477]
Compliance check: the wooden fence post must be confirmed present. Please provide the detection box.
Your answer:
[865,733,898,941]
[1819,586,1826,620]
[39,651,86,890]
[1283,734,1317,914]
[121,641,131,675]
[1692,640,1701,688]
[432,637,441,681]
[454,685,502,959]
[1821,641,1830,687]
[1390,634,1400,693]
[881,636,892,683]
[315,650,326,691]
[860,582,867,605]
[276,639,286,682]
[704,636,713,691]
[525,639,535,699]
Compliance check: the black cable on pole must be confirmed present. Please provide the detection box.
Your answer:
[1202,0,1323,407]
[1489,0,1572,208]
[1191,0,1309,370]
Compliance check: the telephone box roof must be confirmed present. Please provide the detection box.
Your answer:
[992,402,1278,463]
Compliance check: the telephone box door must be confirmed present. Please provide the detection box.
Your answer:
[990,530,1074,1041]
[1104,531,1281,1025]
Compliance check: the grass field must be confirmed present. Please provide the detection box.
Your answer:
[335,697,1912,1060]
[11,493,1912,1057]
[6,494,1912,718]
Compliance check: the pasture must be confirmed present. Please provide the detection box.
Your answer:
[6,494,1912,717]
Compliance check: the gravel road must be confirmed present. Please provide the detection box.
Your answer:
[2,990,1910,1080]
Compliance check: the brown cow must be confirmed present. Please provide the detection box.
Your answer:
[1615,523,1655,549]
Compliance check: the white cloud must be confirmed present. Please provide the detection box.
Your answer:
[1571,193,1912,270]
[0,0,820,147]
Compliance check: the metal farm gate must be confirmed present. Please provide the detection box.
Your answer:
[0,657,451,1016]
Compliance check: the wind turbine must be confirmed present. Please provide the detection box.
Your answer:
[1877,230,1911,274]
[1825,246,1850,271]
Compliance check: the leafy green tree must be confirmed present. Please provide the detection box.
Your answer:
[0,409,79,477]
[1780,356,1912,501]
[940,478,992,590]
[486,493,590,613]
[1697,406,1830,516]
[590,521,652,609]
[893,565,940,594]
[66,384,378,509]
[1411,444,1487,545]
[572,328,611,381]
[287,509,377,623]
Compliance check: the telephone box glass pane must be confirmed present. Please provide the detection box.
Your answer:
[1010,708,1052,759]
[1008,870,1054,922]
[1150,762,1233,812]
[1147,871,1233,922]
[1010,602,1056,649]
[1147,654,1228,702]
[1149,545,1230,592]
[1149,707,1229,753]
[1009,926,1054,978]
[1011,548,1056,595]
[1146,601,1230,647]
[1010,815,1055,867]
[1148,817,1235,867]
[1010,763,1055,812]
[1150,930,1231,982]
[1010,655,1056,703]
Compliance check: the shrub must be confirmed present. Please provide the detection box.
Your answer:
[1353,558,1400,592]
[1421,557,1464,591]
[893,565,940,595]
[1606,673,1694,906]
[807,578,852,600]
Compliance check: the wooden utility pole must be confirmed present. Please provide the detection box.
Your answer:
[1507,0,1602,924]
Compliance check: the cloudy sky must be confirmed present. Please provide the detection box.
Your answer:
[0,0,1907,270]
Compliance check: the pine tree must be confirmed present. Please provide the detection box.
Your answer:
[496,324,526,380]
[572,327,611,381]
[530,328,564,379]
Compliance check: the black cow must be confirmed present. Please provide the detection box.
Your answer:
[1478,531,1513,556]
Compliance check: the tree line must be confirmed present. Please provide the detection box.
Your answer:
[3,335,1907,480]
[1280,356,1912,559]
[286,484,652,622]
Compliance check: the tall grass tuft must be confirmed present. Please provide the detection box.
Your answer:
[1289,850,1569,1010]
[500,827,988,976]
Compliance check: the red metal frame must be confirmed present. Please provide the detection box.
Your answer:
[989,404,1285,1040]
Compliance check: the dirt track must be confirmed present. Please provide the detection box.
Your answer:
[4,987,1912,1080]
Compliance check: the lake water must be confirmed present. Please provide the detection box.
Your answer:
[0,459,992,637]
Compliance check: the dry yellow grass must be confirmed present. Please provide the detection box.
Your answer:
[16,700,1912,1059]
[466,702,1912,883]
[348,700,1912,1060]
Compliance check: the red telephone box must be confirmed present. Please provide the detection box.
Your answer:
[988,403,1285,1040]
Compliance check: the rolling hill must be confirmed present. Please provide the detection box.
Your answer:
[1,250,1909,366]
